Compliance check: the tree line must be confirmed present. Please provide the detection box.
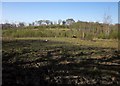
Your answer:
[2,18,119,39]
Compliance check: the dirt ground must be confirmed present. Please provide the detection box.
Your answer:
[2,39,120,86]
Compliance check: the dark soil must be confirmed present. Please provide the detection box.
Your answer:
[2,39,120,86]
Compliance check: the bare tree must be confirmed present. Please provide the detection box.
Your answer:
[19,22,25,27]
[103,12,112,37]
[38,20,43,25]
[66,18,75,25]
[45,20,51,25]
[58,19,62,25]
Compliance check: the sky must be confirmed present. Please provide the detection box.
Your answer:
[2,2,118,24]
[1,0,120,2]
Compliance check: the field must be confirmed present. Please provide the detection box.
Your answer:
[2,37,120,86]
[2,2,119,86]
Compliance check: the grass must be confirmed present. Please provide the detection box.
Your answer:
[3,28,118,39]
[14,37,118,48]
[2,37,118,63]
[2,28,74,38]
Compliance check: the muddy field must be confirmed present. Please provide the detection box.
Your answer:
[2,39,120,86]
